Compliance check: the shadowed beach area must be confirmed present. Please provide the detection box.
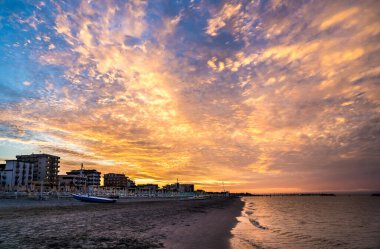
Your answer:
[0,197,243,249]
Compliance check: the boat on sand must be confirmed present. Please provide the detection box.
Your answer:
[72,194,116,203]
[71,163,116,203]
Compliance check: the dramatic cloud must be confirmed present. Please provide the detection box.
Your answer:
[0,0,379,192]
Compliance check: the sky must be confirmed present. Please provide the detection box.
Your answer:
[0,0,379,193]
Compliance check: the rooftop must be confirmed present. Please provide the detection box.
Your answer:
[16,154,60,159]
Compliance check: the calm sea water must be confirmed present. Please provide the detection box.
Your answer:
[230,196,380,249]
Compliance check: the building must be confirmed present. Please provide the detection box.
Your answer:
[127,178,136,188]
[163,183,195,192]
[0,164,6,189]
[136,184,159,193]
[178,184,194,192]
[104,173,129,188]
[0,154,59,191]
[2,160,34,191]
[67,169,101,188]
[163,183,178,192]
[16,154,60,190]
[84,170,101,188]
[58,174,86,192]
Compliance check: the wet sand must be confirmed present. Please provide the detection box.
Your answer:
[0,197,243,249]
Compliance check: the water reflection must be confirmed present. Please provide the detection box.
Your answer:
[231,196,380,249]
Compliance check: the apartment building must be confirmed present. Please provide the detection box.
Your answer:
[104,173,130,188]
[16,154,60,189]
[0,154,60,191]
[67,169,101,188]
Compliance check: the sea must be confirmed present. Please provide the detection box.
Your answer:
[230,196,380,249]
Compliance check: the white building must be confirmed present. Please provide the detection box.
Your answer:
[0,153,60,191]
[0,160,34,191]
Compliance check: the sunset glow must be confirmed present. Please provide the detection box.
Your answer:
[0,0,379,193]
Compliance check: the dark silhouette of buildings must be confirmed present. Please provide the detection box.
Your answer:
[104,173,132,188]
[66,169,101,188]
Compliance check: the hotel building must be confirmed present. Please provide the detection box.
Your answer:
[0,160,34,191]
[67,169,101,188]
[0,154,60,191]
[163,183,195,193]
[16,154,60,190]
[104,173,130,188]
[58,174,86,192]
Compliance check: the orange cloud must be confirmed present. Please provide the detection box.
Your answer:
[1,0,379,192]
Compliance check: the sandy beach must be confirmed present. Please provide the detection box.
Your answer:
[0,197,243,249]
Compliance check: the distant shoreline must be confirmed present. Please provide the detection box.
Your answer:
[237,193,337,196]
[234,192,380,197]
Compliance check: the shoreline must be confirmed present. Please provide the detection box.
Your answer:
[0,197,244,249]
[161,197,244,249]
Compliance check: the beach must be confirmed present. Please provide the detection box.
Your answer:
[0,197,243,249]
